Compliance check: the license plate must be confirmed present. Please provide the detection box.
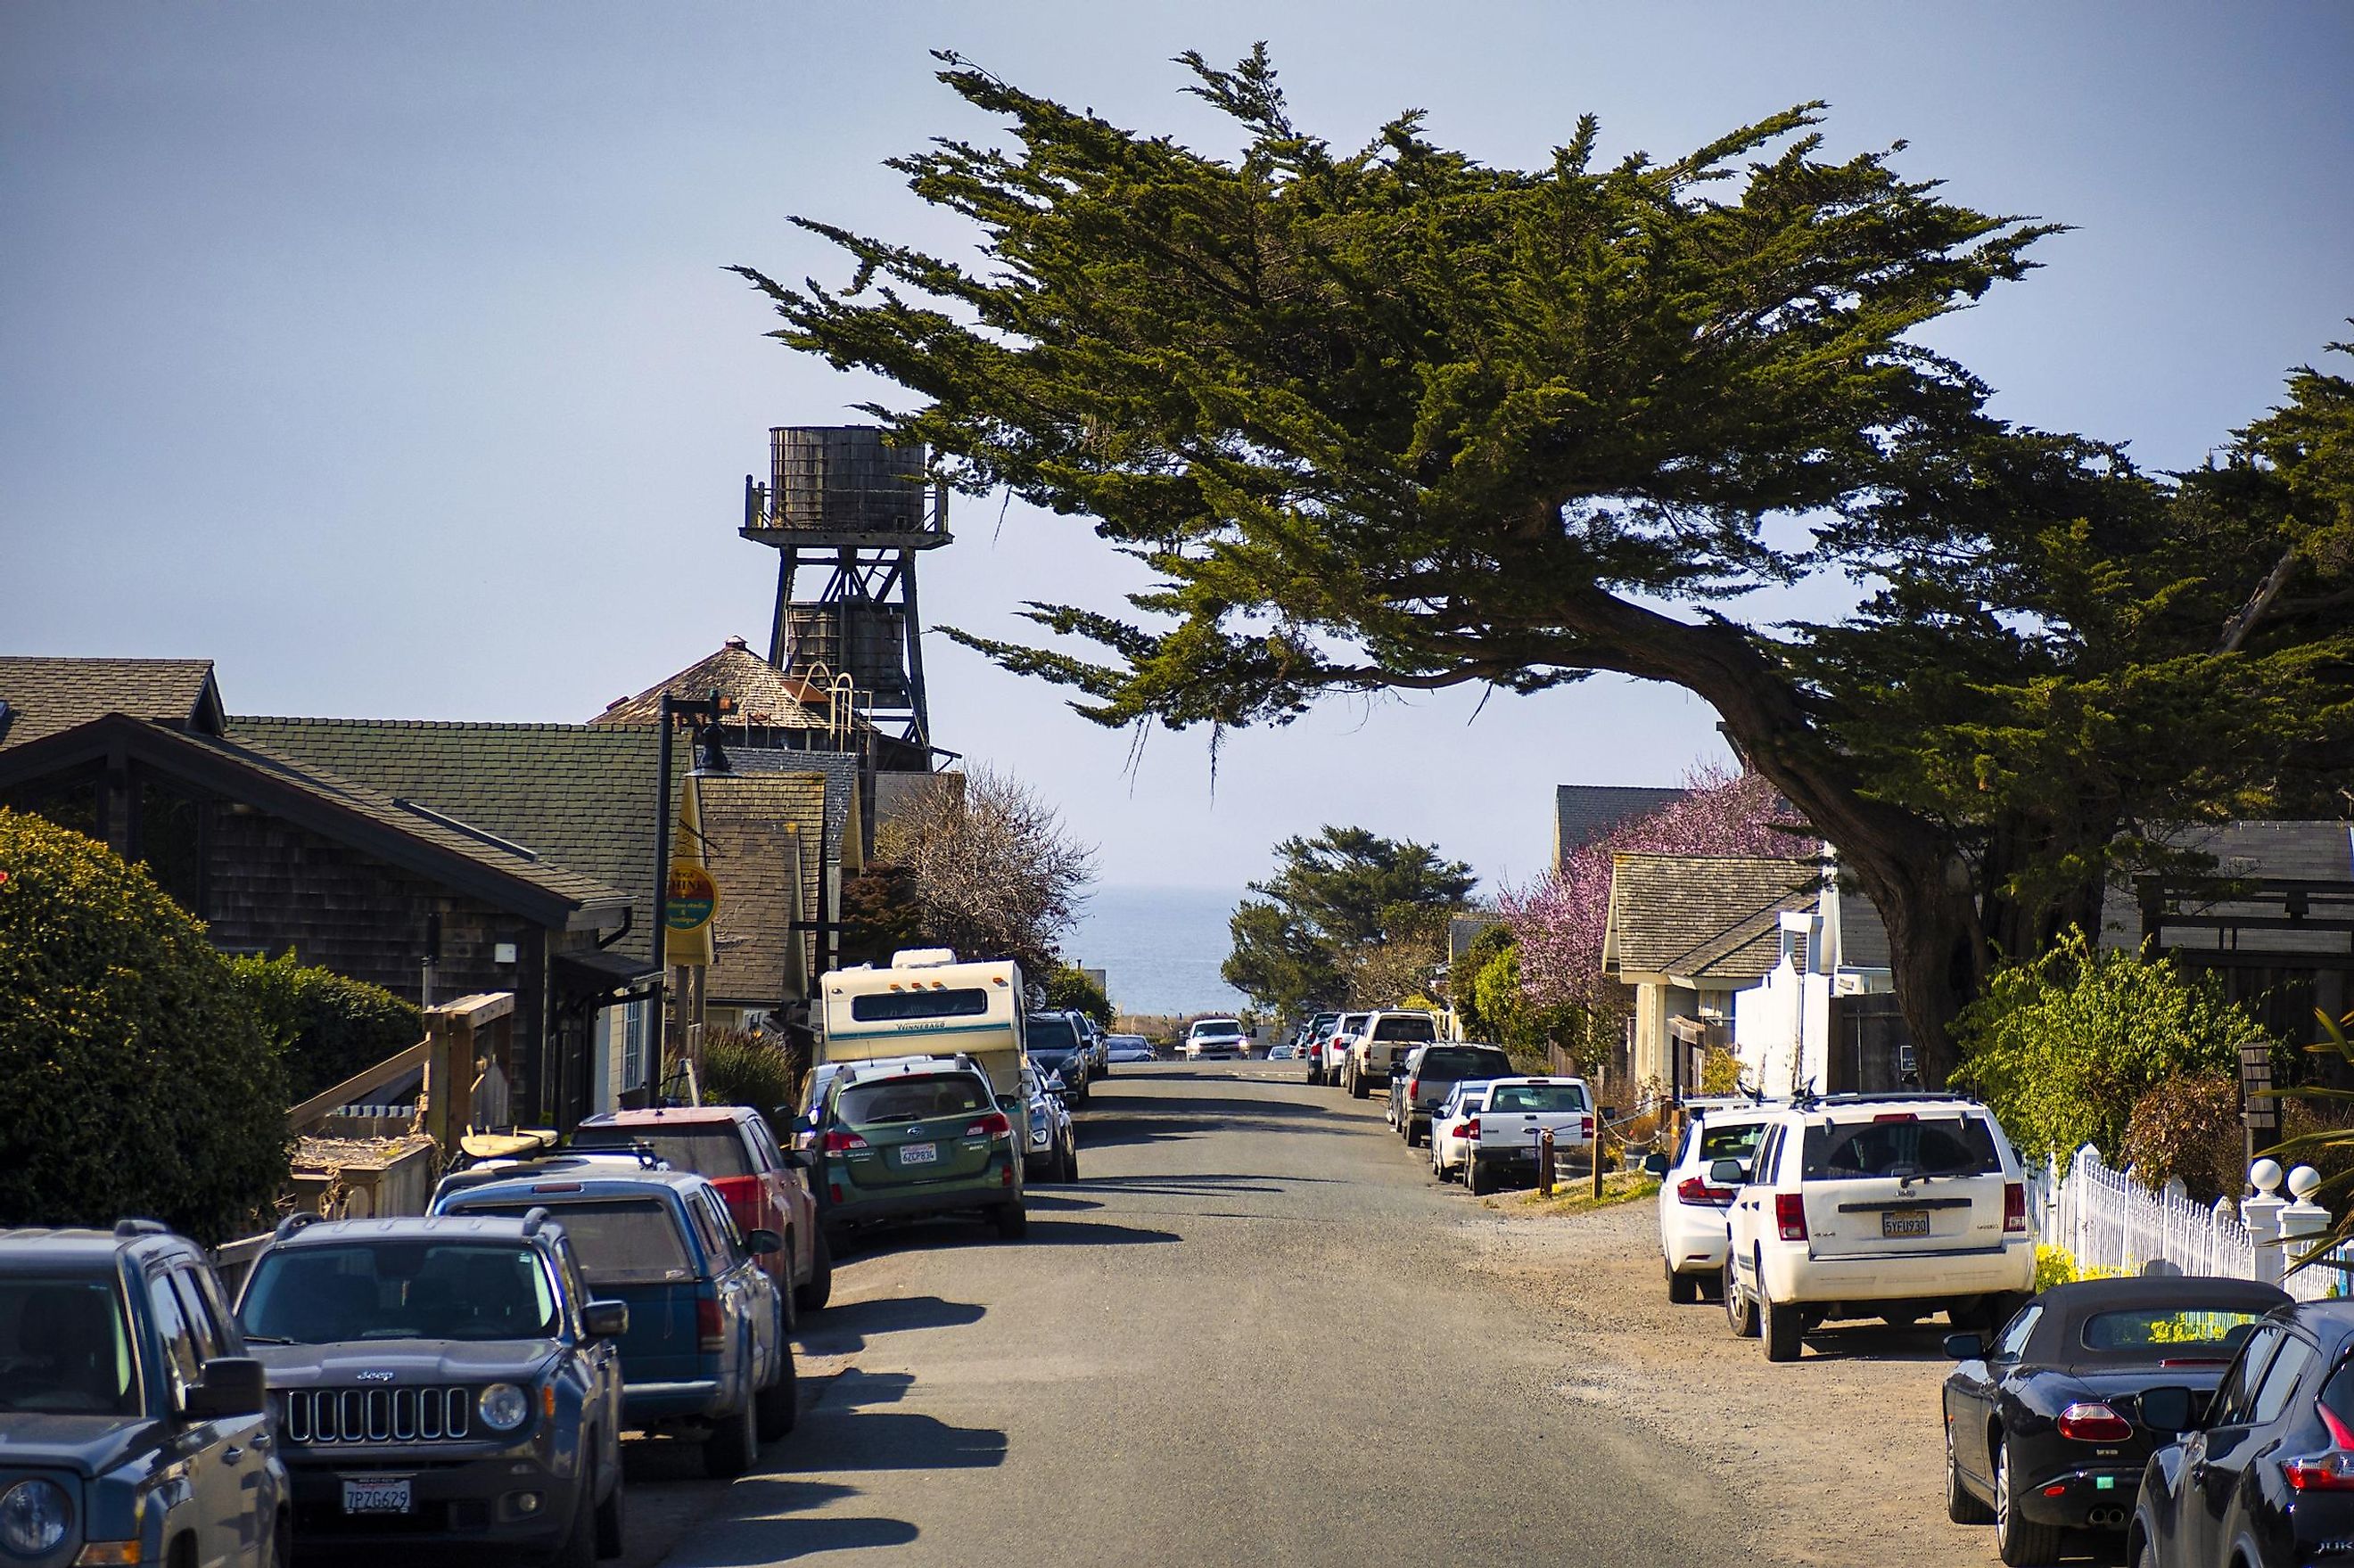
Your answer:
[1882,1209,1930,1238]
[342,1477,413,1515]
[899,1142,938,1165]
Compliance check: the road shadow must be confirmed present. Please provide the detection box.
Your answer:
[687,1516,921,1565]
[1794,1322,1964,1364]
[1066,1172,1338,1195]
[796,1293,984,1354]
[1024,1216,1180,1245]
[761,1367,1008,1474]
[1018,1192,1104,1211]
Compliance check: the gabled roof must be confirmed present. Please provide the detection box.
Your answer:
[0,716,630,925]
[591,638,829,732]
[1603,854,1822,982]
[696,773,829,1007]
[727,746,863,866]
[1555,784,1686,865]
[0,656,223,750]
[226,717,669,964]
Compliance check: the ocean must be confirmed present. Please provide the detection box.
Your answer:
[1066,883,1250,1018]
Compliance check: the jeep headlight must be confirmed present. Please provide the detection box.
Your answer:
[0,1478,71,1557]
[477,1383,531,1433]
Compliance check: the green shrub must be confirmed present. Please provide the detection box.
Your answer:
[0,810,288,1243]
[700,1029,797,1114]
[1041,964,1113,1025]
[228,950,421,1103]
[1952,929,2269,1170]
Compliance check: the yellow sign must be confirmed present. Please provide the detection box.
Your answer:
[663,776,717,966]
[665,863,717,932]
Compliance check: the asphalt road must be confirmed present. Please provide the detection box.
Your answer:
[624,1062,1796,1568]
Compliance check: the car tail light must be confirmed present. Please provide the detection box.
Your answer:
[1676,1177,1735,1208]
[1580,1115,1593,1138]
[1774,1193,1807,1242]
[821,1129,868,1154]
[696,1297,724,1354]
[1463,1118,1480,1141]
[2056,1402,2133,1443]
[966,1112,1012,1140]
[531,1182,581,1193]
[1407,1078,1420,1100]
[2004,1182,2028,1234]
[2282,1404,2354,1491]
[1872,1112,1917,1123]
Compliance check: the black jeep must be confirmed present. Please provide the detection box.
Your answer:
[235,1211,629,1565]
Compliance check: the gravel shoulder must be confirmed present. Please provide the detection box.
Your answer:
[1455,1196,2024,1568]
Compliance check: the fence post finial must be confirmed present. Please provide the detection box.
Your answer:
[2245,1159,2291,1287]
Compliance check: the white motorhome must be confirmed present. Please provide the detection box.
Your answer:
[818,949,1029,1098]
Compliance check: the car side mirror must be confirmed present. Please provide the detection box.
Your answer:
[1708,1158,1749,1187]
[1642,1153,1670,1178]
[2137,1385,2201,1434]
[581,1300,630,1340]
[184,1356,268,1420]
[777,1148,810,1171]
[745,1227,784,1257]
[1942,1332,1984,1362]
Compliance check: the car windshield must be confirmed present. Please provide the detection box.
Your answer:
[1420,1049,1512,1080]
[1193,1020,1240,1036]
[0,1275,137,1416]
[1799,1116,2002,1181]
[1028,1017,1080,1052]
[1696,1121,1768,1162]
[2078,1308,2268,1357]
[836,1073,990,1127]
[453,1199,695,1285]
[571,1124,753,1179]
[1488,1082,1587,1112]
[241,1242,559,1344]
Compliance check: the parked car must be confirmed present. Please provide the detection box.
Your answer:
[1022,1063,1079,1183]
[1386,1046,1428,1129]
[432,1166,797,1473]
[570,1104,829,1313]
[1940,1276,2286,1565]
[811,1057,1028,1239]
[2131,1298,2354,1568]
[235,1211,628,1562]
[1313,1014,1370,1086]
[1428,1080,1499,1182]
[1341,1009,1440,1097]
[1069,1013,1109,1080]
[1721,1092,2037,1362]
[1105,1034,1156,1064]
[1026,1013,1091,1106]
[1460,1077,1593,1194]
[1183,1017,1247,1060]
[0,1219,289,1568]
[1653,1101,1777,1302]
[1395,1042,1515,1146]
[1266,1043,1296,1061]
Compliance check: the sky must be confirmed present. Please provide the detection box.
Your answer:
[4,2,2350,906]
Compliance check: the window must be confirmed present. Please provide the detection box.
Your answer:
[836,1073,991,1127]
[1488,1083,1589,1112]
[2078,1308,2269,1358]
[0,1277,136,1416]
[572,1124,754,1179]
[1756,1126,1787,1185]
[1799,1117,2002,1182]
[1992,1304,2042,1360]
[2208,1326,2284,1426]
[145,1272,202,1398]
[621,1000,650,1092]
[169,1269,225,1363]
[1420,1048,1513,1080]
[1026,1017,1080,1052]
[1697,1121,1767,1163]
[456,1200,694,1285]
[2251,1335,2317,1426]
[850,987,990,1022]
[681,1192,732,1268]
[1372,1015,1437,1042]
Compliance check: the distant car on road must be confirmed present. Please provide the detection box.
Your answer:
[1312,1014,1370,1086]
[1104,1034,1156,1064]
[1027,1013,1091,1106]
[1940,1275,2284,1565]
[1395,1042,1515,1147]
[1386,1047,1427,1129]
[1267,1042,1296,1060]
[1461,1077,1593,1194]
[1021,1063,1078,1183]
[1183,1017,1247,1060]
[0,1219,288,1568]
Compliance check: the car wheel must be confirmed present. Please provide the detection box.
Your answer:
[1724,1258,1758,1338]
[1994,1438,2063,1565]
[1760,1288,1804,1362]
[1349,1068,1369,1099]
[993,1201,1029,1240]
[549,1452,601,1568]
[1065,1146,1080,1182]
[795,1226,833,1314]
[1667,1261,1700,1306]
[1407,1122,1424,1149]
[593,1446,627,1558]
[1945,1421,1994,1524]
[1467,1157,1496,1195]
[704,1390,758,1479]
[756,1340,798,1441]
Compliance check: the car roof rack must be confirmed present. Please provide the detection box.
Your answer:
[273,1211,325,1242]
[519,1206,551,1239]
[112,1218,171,1238]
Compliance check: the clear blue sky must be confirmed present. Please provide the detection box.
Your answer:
[4,2,2349,899]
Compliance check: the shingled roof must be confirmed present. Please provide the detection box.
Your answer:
[1603,854,1823,982]
[0,656,223,750]
[592,638,828,732]
[696,773,829,1007]
[1554,784,1687,866]
[728,746,862,865]
[226,718,670,965]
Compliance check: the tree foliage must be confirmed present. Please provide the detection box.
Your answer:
[1041,963,1113,1024]
[1950,930,2267,1170]
[700,1027,798,1117]
[0,810,288,1243]
[229,949,422,1103]
[740,47,2354,1080]
[875,767,1095,974]
[1221,825,1473,1014]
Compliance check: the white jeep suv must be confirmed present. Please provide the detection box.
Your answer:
[1719,1093,2034,1362]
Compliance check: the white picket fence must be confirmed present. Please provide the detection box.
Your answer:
[2029,1145,2349,1300]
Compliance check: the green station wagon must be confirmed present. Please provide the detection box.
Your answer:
[812,1059,1027,1240]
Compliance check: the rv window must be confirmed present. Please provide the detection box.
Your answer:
[850,988,991,1022]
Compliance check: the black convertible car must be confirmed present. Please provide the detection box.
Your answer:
[1943,1275,2288,1565]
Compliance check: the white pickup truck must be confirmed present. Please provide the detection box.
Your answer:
[1461,1076,1593,1194]
[1341,1010,1441,1097]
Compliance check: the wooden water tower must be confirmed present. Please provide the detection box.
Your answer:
[741,426,951,752]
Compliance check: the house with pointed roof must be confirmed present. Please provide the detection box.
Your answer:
[1556,784,1687,870]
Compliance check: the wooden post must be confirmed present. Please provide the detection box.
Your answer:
[1538,1129,1555,1197]
[422,993,517,1160]
[1593,1121,1606,1201]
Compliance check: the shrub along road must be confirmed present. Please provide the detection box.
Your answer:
[622,1063,1800,1568]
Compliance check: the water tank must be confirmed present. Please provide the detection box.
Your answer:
[783,603,910,702]
[768,426,933,534]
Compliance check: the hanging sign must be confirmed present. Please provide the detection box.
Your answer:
[665,863,718,932]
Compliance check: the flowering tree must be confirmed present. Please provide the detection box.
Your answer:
[1495,765,1813,1070]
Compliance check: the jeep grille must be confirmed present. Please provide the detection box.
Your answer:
[280,1385,473,1443]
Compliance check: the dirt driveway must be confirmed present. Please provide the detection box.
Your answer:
[1458,1197,2122,1568]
